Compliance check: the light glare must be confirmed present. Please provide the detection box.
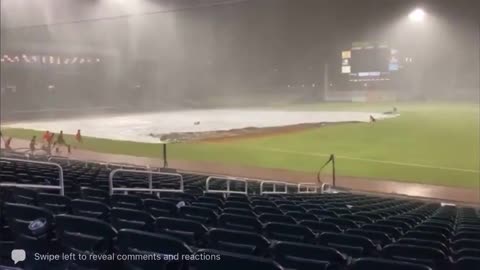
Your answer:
[409,8,425,22]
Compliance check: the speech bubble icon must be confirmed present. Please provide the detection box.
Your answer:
[11,249,26,264]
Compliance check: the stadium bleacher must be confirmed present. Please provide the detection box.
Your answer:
[0,154,479,270]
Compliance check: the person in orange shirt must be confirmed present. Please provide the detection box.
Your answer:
[42,130,51,143]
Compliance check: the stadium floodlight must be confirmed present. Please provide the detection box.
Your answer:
[408,8,425,23]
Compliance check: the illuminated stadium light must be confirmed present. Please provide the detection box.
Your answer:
[42,56,46,64]
[71,57,78,64]
[96,58,101,62]
[64,58,70,64]
[79,58,85,64]
[408,8,426,23]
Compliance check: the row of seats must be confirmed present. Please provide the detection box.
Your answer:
[1,155,479,270]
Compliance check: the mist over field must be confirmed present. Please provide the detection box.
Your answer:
[1,0,479,122]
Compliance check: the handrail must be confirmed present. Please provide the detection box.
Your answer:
[108,162,149,170]
[205,176,249,195]
[0,157,64,195]
[297,182,321,193]
[320,183,328,193]
[260,180,297,195]
[108,168,183,195]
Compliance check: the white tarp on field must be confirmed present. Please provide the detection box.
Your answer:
[4,109,398,143]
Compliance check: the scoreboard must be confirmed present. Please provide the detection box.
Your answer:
[341,41,400,82]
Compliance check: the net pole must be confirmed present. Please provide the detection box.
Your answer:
[163,143,168,168]
[331,154,336,187]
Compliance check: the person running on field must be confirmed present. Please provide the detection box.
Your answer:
[75,129,83,144]
[4,137,12,151]
[29,136,37,154]
[42,130,50,143]
[55,131,71,154]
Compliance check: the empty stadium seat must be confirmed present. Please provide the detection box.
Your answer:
[55,214,117,267]
[197,196,224,206]
[278,205,305,213]
[217,213,263,233]
[349,257,433,270]
[271,241,347,270]
[322,217,359,230]
[110,207,155,231]
[452,256,480,270]
[222,207,256,217]
[452,231,480,241]
[286,211,318,222]
[404,230,448,245]
[258,213,297,224]
[397,238,449,255]
[195,249,283,270]
[362,224,402,239]
[218,199,245,207]
[144,199,178,217]
[317,232,377,257]
[111,194,144,210]
[80,187,109,204]
[37,193,71,214]
[300,220,343,234]
[341,214,373,225]
[381,244,447,269]
[308,209,338,218]
[179,206,218,225]
[191,202,223,213]
[415,224,451,238]
[117,229,193,270]
[206,228,270,255]
[263,222,316,243]
[71,199,110,220]
[451,239,480,251]
[377,219,411,233]
[254,206,283,215]
[155,217,208,246]
[346,229,393,246]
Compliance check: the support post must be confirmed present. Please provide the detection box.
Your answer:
[163,143,168,168]
[331,154,336,187]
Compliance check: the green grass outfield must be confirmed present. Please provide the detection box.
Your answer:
[2,102,479,188]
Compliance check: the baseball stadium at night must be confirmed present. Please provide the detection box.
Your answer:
[0,0,479,269]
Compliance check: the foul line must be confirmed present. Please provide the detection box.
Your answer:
[245,146,480,173]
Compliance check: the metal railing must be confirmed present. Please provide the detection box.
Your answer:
[297,182,321,193]
[108,168,183,195]
[107,162,150,170]
[48,156,111,168]
[0,157,65,195]
[260,180,297,195]
[205,176,249,195]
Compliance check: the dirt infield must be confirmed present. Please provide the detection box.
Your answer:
[197,122,354,143]
[2,138,478,204]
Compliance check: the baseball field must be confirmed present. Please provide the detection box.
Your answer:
[2,102,479,188]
